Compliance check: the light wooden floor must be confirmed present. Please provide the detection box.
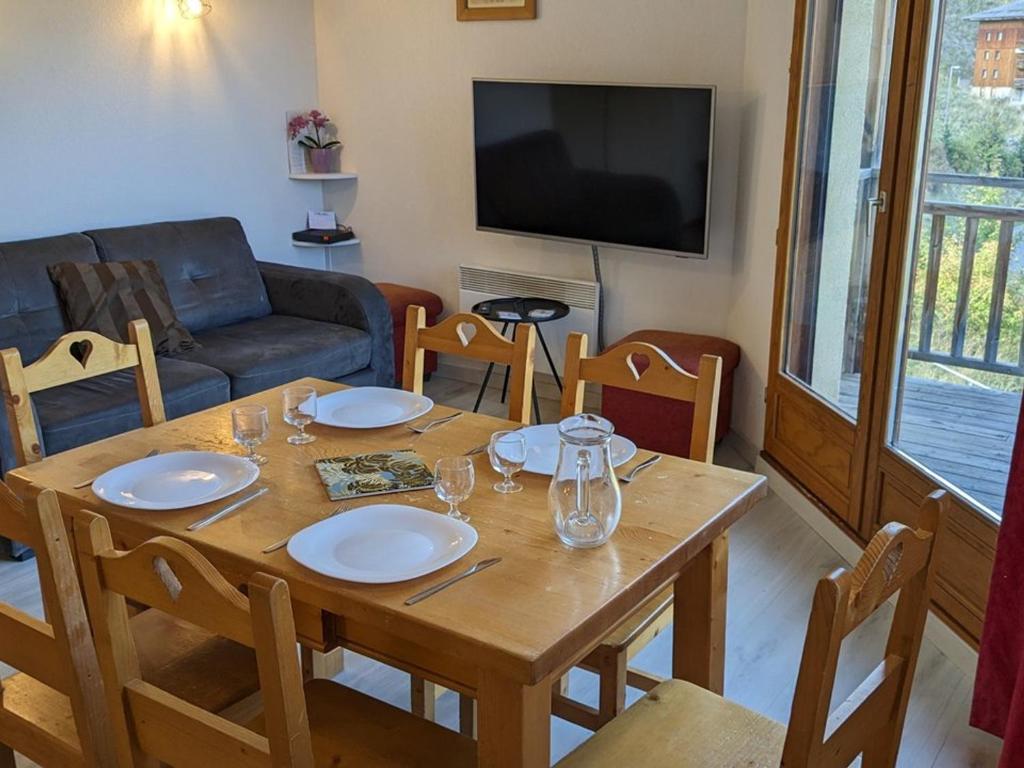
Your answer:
[0,375,1003,766]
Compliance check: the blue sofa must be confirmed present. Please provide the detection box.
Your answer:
[0,217,393,558]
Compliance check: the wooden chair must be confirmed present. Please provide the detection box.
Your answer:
[0,483,117,767]
[556,491,947,767]
[403,305,536,727]
[555,332,723,728]
[402,305,537,425]
[73,511,475,768]
[1,321,266,721]
[0,320,165,466]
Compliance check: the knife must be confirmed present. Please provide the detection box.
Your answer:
[404,557,503,606]
[187,486,269,532]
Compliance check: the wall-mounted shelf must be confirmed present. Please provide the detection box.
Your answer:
[292,239,361,249]
[288,172,358,181]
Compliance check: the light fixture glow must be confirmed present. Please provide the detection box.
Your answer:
[178,0,211,19]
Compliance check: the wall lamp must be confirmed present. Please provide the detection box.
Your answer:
[178,0,212,19]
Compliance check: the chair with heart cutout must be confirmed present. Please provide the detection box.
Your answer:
[0,322,270,733]
[402,305,537,425]
[0,319,165,467]
[554,331,724,729]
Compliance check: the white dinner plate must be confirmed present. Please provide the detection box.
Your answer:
[92,451,260,511]
[520,424,637,476]
[287,504,478,584]
[315,387,434,429]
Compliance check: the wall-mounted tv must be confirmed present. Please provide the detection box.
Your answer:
[473,79,715,259]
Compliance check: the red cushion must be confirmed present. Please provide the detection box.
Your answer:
[600,330,740,459]
[374,282,444,379]
[376,283,445,327]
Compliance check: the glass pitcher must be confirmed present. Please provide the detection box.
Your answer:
[548,414,622,549]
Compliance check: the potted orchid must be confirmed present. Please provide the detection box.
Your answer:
[289,110,343,174]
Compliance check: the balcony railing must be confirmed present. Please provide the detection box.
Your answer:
[846,171,1024,378]
[908,173,1024,377]
[910,199,1024,376]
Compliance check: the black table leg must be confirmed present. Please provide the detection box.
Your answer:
[532,381,543,425]
[473,363,496,413]
[474,322,510,414]
[535,325,563,391]
[499,322,512,404]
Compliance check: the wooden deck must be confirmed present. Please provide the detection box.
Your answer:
[841,375,1021,516]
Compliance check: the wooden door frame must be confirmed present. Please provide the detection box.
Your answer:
[766,0,1000,648]
[764,0,921,532]
[860,0,999,647]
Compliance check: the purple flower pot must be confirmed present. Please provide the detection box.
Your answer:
[308,147,340,174]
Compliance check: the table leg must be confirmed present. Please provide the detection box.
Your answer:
[477,670,550,768]
[500,364,511,405]
[499,322,512,404]
[473,362,497,413]
[672,533,728,694]
[475,322,510,413]
[535,325,563,391]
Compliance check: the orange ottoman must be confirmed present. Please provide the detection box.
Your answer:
[375,283,444,382]
[600,330,740,459]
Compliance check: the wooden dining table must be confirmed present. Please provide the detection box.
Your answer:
[7,377,767,767]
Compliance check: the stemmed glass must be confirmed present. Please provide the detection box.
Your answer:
[232,405,269,465]
[283,386,318,445]
[489,430,526,494]
[434,456,475,522]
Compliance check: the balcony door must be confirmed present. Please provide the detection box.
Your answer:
[768,0,1020,645]
[765,0,906,526]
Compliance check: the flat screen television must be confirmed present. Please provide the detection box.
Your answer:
[473,79,715,259]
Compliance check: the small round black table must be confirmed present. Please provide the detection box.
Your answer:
[471,297,571,424]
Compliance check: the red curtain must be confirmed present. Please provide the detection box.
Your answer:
[971,397,1024,766]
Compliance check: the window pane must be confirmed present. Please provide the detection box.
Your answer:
[783,0,897,418]
[891,0,1024,521]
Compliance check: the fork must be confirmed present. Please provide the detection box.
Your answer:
[74,449,160,489]
[262,505,350,554]
[408,412,463,434]
[618,455,663,484]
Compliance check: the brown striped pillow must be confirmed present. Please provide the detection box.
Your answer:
[47,260,197,355]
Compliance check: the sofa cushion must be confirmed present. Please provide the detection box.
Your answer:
[32,358,230,458]
[47,259,197,356]
[0,234,100,363]
[85,218,271,334]
[178,315,373,398]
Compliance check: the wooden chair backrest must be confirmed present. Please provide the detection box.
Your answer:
[559,333,722,462]
[74,512,313,768]
[0,319,165,466]
[780,491,947,767]
[0,485,116,766]
[402,305,537,425]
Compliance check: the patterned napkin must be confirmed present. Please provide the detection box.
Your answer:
[314,449,435,501]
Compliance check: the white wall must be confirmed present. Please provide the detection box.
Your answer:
[0,0,794,452]
[314,0,747,344]
[315,0,793,452]
[0,0,323,268]
[726,0,795,453]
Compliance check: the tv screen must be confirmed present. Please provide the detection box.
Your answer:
[473,80,715,258]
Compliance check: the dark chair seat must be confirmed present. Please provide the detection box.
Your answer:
[34,358,229,457]
[179,314,373,398]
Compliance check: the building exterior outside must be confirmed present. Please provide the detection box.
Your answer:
[969,1,1024,99]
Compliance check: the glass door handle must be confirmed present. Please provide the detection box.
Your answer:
[869,191,888,214]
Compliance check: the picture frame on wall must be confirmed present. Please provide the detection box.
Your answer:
[457,0,536,22]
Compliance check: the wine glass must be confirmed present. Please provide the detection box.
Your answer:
[283,386,317,445]
[434,456,475,522]
[489,430,526,494]
[232,405,269,465]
